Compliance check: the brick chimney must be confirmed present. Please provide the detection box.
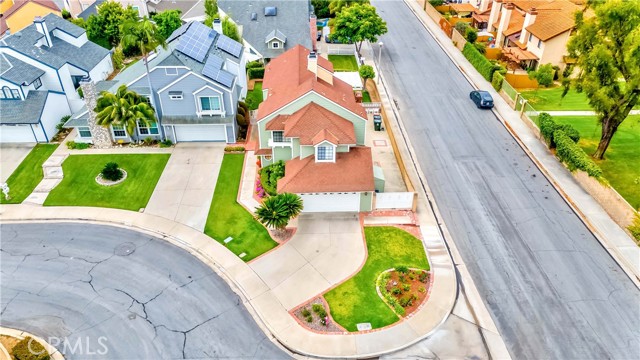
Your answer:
[496,2,514,46]
[520,7,538,45]
[80,77,112,148]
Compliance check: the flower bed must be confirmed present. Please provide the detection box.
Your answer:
[95,169,128,186]
[292,297,345,333]
[377,267,430,317]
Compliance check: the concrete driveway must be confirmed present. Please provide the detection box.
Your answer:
[144,143,224,231]
[0,143,35,182]
[249,213,366,310]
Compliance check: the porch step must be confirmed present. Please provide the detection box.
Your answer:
[43,154,68,167]
[33,178,61,193]
[44,166,63,179]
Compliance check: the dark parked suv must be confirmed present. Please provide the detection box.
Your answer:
[470,90,494,109]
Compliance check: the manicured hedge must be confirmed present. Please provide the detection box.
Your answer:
[491,71,504,91]
[554,130,602,178]
[260,160,285,196]
[462,42,503,81]
[539,112,580,148]
[248,67,265,80]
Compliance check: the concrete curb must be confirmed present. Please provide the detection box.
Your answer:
[402,0,640,288]
[0,327,65,360]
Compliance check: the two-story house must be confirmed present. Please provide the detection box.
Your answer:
[65,21,247,144]
[0,14,112,142]
[218,0,313,61]
[255,45,374,212]
[482,0,587,70]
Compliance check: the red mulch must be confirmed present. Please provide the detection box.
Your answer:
[384,269,430,317]
[292,297,345,333]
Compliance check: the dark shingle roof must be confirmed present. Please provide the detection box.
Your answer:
[0,54,46,85]
[78,0,106,20]
[0,14,108,70]
[0,91,48,124]
[219,0,312,59]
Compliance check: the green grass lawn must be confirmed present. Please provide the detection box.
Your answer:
[554,115,640,209]
[362,90,372,103]
[245,82,263,110]
[324,226,430,331]
[521,86,640,111]
[328,55,359,72]
[0,144,58,204]
[44,154,169,210]
[204,154,277,261]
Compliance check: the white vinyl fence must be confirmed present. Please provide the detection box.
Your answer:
[375,192,415,210]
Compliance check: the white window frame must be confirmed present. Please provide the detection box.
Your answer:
[197,95,223,116]
[537,39,542,48]
[168,92,183,100]
[111,125,128,138]
[33,77,42,89]
[165,67,179,76]
[78,126,92,138]
[315,142,336,162]
[272,130,284,142]
[271,41,280,49]
[137,121,159,136]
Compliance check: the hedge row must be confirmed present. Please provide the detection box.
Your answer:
[491,71,504,91]
[462,42,503,81]
[539,112,580,148]
[554,130,602,178]
[248,67,265,80]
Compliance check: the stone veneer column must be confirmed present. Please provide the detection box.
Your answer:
[80,79,112,148]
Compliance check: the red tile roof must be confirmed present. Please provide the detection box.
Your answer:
[277,147,375,193]
[258,45,367,121]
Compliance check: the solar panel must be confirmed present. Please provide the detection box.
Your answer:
[167,22,190,43]
[175,22,217,63]
[216,34,242,58]
[202,54,224,78]
[202,64,235,88]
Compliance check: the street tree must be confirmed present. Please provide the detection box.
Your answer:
[95,85,156,137]
[152,9,183,40]
[332,3,387,57]
[564,0,640,159]
[359,65,375,88]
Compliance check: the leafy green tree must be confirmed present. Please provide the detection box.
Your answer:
[152,10,182,40]
[528,63,555,88]
[95,85,156,137]
[333,3,387,57]
[564,0,640,159]
[329,0,368,16]
[465,27,477,43]
[204,0,219,26]
[255,193,303,230]
[359,64,375,88]
[120,17,167,137]
[222,16,241,41]
[112,46,125,69]
[312,0,331,18]
[86,1,138,47]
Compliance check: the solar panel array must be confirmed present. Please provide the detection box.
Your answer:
[203,66,235,88]
[176,23,217,63]
[202,54,223,76]
[167,22,190,43]
[216,34,242,58]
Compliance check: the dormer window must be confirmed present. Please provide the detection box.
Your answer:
[33,78,42,89]
[272,131,284,142]
[316,144,335,162]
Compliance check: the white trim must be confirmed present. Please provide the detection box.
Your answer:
[314,141,336,163]
[193,84,223,96]
[110,124,128,139]
[165,67,179,76]
[195,93,224,116]
[156,71,192,93]
[158,71,234,94]
[126,66,190,87]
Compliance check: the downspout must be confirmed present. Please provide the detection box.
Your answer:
[38,119,49,142]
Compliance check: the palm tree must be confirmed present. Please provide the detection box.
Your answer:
[95,85,156,138]
[120,17,167,139]
[255,193,304,231]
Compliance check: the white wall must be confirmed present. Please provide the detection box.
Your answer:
[88,55,113,82]
[35,92,71,142]
[52,29,86,47]
[0,125,36,143]
[0,49,63,93]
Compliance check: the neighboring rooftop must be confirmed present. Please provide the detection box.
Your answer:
[0,0,60,35]
[0,90,49,124]
[218,0,312,59]
[77,0,105,20]
[258,45,367,120]
[277,146,375,193]
[147,0,204,20]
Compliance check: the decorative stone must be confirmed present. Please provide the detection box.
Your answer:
[356,323,372,331]
[96,169,128,186]
[80,79,113,148]
[224,237,233,243]
[239,252,247,258]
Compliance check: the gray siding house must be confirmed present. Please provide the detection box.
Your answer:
[66,21,247,144]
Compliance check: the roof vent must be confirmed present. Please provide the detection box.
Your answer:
[251,12,257,20]
[264,6,277,16]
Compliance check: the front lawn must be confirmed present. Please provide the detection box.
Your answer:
[521,86,640,111]
[328,55,359,72]
[554,115,640,209]
[324,226,430,331]
[245,82,263,110]
[204,154,277,261]
[44,154,169,210]
[0,144,58,204]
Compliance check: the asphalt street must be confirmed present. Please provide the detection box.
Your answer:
[0,223,288,359]
[371,0,640,358]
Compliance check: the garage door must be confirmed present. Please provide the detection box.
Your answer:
[0,125,36,143]
[300,193,360,213]
[174,125,226,142]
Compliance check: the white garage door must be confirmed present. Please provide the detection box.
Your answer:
[300,193,360,213]
[0,125,36,143]
[174,125,226,142]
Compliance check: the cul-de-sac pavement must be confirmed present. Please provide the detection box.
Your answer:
[1,0,639,359]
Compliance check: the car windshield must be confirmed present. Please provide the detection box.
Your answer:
[481,93,493,100]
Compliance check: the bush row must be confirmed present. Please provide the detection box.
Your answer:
[224,146,245,152]
[554,130,603,178]
[539,112,580,148]
[248,67,265,80]
[462,42,504,81]
[628,214,640,244]
[260,160,285,196]
[491,71,504,91]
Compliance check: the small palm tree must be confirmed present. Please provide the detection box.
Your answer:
[120,17,167,138]
[255,193,303,231]
[95,85,156,137]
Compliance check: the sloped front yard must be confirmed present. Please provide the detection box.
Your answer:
[44,154,170,210]
[324,226,430,331]
[0,144,58,204]
[204,154,277,261]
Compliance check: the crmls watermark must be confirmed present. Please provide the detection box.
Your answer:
[29,336,109,356]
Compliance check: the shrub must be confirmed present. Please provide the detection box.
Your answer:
[402,284,411,292]
[428,0,443,6]
[462,42,501,81]
[159,139,173,148]
[101,162,123,181]
[301,308,311,317]
[556,124,580,143]
[392,287,402,295]
[306,315,313,322]
[454,21,469,33]
[554,130,603,178]
[539,113,580,148]
[248,67,265,80]
[224,146,245,152]
[260,160,285,196]
[492,71,504,91]
[628,214,640,244]
[56,115,71,131]
[75,142,89,150]
[473,42,486,54]
[395,265,409,274]
[528,63,555,87]
[465,27,478,43]
[399,296,413,307]
[61,8,71,19]
[77,87,84,98]
[419,286,426,293]
[394,303,406,316]
[246,60,263,69]
[66,141,76,149]
[418,271,428,283]
[12,336,50,360]
[143,136,154,145]
[312,303,327,318]
[112,46,125,70]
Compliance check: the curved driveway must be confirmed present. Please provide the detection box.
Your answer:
[372,1,640,358]
[0,223,288,359]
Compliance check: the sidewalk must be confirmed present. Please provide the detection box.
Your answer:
[403,0,639,285]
